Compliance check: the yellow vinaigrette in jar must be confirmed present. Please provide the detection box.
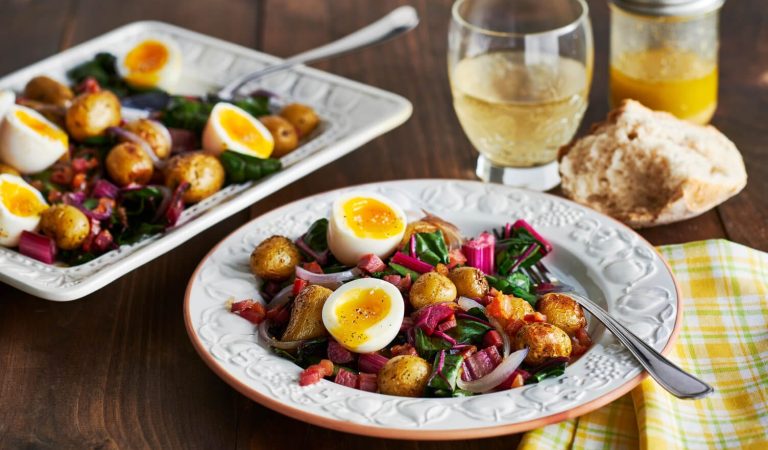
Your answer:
[610,48,718,124]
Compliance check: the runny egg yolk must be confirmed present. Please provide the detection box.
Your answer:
[124,40,169,86]
[331,287,392,349]
[0,181,47,217]
[342,197,404,239]
[15,109,67,145]
[220,108,271,154]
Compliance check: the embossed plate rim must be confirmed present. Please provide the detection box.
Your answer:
[0,21,412,301]
[184,179,683,440]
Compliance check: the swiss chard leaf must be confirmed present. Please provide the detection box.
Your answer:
[427,352,463,392]
[527,362,568,384]
[448,319,492,345]
[304,219,329,252]
[412,231,449,266]
[233,96,270,117]
[465,307,489,322]
[414,328,451,360]
[66,52,130,96]
[219,150,282,184]
[486,274,538,307]
[496,229,544,275]
[161,96,214,132]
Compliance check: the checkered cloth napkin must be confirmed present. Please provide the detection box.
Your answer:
[518,240,768,450]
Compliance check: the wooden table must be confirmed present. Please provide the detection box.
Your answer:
[1,0,765,448]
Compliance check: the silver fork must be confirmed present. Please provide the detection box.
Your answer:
[524,261,714,400]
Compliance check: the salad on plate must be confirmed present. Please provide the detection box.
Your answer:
[229,191,593,398]
[0,35,319,266]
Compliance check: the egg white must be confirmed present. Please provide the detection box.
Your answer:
[118,36,182,91]
[327,192,407,266]
[201,102,274,157]
[0,105,68,174]
[322,278,405,353]
[0,174,48,247]
[0,90,14,122]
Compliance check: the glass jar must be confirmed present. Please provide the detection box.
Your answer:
[609,0,724,124]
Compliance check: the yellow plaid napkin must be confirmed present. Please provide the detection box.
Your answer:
[519,239,768,450]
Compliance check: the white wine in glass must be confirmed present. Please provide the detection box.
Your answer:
[448,0,593,190]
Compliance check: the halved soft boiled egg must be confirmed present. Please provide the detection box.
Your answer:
[0,105,69,174]
[0,174,48,247]
[0,90,14,121]
[327,192,407,266]
[322,278,405,353]
[202,102,274,158]
[118,36,181,91]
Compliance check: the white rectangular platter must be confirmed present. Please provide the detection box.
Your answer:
[0,21,412,301]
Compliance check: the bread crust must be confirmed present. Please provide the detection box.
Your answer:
[559,100,747,228]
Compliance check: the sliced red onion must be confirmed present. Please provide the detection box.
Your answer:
[295,266,360,288]
[421,211,464,250]
[107,126,161,166]
[266,285,293,310]
[489,317,512,357]
[62,191,86,206]
[165,182,189,226]
[458,296,485,312]
[258,320,302,350]
[409,234,416,257]
[91,179,119,199]
[457,348,528,393]
[19,231,56,264]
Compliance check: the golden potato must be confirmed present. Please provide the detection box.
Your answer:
[514,322,572,366]
[65,91,121,141]
[249,235,301,282]
[280,103,319,137]
[537,293,587,336]
[105,142,154,187]
[259,115,298,158]
[408,272,457,310]
[0,163,20,176]
[164,153,225,203]
[122,119,172,160]
[23,76,73,107]
[448,266,489,300]
[39,205,90,250]
[378,355,431,397]
[282,284,332,341]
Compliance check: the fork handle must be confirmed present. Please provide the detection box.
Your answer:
[570,293,714,399]
[217,6,419,99]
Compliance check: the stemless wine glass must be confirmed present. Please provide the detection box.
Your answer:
[448,0,593,190]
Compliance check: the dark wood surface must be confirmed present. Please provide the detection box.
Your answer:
[0,0,765,448]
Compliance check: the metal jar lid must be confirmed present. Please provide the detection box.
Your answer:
[610,0,725,16]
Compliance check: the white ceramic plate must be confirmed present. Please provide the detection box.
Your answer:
[184,179,682,440]
[0,21,412,301]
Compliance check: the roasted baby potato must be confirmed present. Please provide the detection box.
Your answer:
[259,115,298,158]
[164,152,225,203]
[282,284,333,341]
[249,235,302,281]
[280,103,319,137]
[409,272,457,310]
[448,266,489,300]
[514,322,572,366]
[65,91,121,141]
[122,119,172,160]
[23,76,73,107]
[536,293,587,336]
[378,355,432,397]
[39,205,90,250]
[0,163,20,176]
[105,142,154,186]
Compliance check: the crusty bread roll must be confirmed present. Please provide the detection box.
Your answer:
[559,100,747,228]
